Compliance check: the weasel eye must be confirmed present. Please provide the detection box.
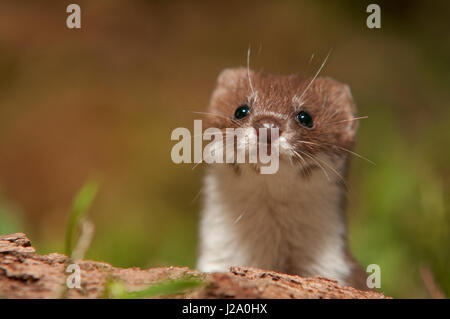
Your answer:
[234,105,250,119]
[296,111,314,128]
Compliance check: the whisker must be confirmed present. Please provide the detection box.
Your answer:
[297,50,332,103]
[287,150,294,166]
[190,187,203,205]
[189,129,231,139]
[300,53,315,79]
[289,145,349,189]
[296,140,375,165]
[304,151,348,187]
[191,139,231,170]
[297,140,319,146]
[308,53,315,64]
[192,111,226,117]
[322,116,368,126]
[233,211,245,225]
[321,94,328,109]
[321,142,375,165]
[234,186,265,225]
[288,147,312,175]
[247,46,256,97]
[191,111,244,128]
[293,149,330,181]
[288,147,308,168]
[328,108,341,121]
[191,161,202,170]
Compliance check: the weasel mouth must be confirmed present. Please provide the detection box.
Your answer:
[256,128,280,156]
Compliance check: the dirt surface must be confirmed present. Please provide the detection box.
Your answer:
[0,233,388,299]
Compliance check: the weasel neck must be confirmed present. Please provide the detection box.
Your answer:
[199,160,353,285]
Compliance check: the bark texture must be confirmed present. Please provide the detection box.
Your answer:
[0,233,388,299]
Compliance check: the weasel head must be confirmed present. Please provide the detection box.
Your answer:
[205,67,358,172]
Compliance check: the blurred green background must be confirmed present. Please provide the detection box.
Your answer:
[0,0,448,298]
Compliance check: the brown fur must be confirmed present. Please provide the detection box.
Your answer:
[202,67,369,290]
[206,67,358,160]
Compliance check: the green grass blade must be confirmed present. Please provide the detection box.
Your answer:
[106,277,203,299]
[64,180,99,258]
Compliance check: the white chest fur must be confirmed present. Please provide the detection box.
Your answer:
[197,160,352,285]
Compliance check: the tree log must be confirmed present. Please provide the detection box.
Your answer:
[0,233,388,299]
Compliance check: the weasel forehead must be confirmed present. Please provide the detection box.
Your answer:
[292,95,304,107]
[256,110,290,121]
[247,92,259,104]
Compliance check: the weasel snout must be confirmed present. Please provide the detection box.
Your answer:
[253,116,282,143]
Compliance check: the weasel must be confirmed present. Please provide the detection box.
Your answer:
[197,67,369,290]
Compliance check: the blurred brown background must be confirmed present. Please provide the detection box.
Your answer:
[0,0,448,298]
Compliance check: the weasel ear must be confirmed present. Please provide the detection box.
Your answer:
[315,77,357,115]
[217,67,252,87]
[315,77,358,141]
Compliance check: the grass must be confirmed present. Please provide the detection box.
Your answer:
[0,1,448,299]
[104,277,204,299]
[64,180,99,258]
[61,180,204,299]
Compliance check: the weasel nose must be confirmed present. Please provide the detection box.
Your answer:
[254,117,281,131]
[261,122,277,129]
[253,118,281,142]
